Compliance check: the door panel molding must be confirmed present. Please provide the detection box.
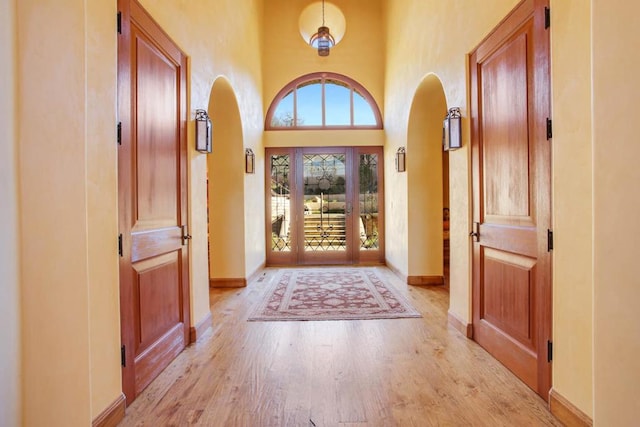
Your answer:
[133,323,185,395]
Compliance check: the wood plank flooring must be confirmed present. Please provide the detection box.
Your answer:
[119,267,561,426]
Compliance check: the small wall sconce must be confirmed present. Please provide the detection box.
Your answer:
[245,148,255,174]
[443,107,462,151]
[195,109,212,153]
[395,147,406,172]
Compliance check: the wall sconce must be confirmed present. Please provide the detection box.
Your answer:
[443,107,462,151]
[245,149,255,174]
[195,109,212,153]
[395,147,406,172]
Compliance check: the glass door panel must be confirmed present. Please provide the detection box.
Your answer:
[302,152,350,264]
[267,152,295,264]
[354,147,384,263]
[358,153,380,251]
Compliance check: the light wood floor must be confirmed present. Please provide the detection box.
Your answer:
[119,267,561,426]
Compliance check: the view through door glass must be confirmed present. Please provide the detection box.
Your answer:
[303,152,348,254]
[266,147,384,265]
[357,152,381,257]
[270,152,292,255]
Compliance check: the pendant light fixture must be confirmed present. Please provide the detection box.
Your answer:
[309,0,335,56]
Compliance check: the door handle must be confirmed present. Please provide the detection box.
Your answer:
[181,225,192,245]
[470,222,480,242]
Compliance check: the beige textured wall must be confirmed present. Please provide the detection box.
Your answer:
[18,0,122,422]
[207,77,247,279]
[18,0,93,425]
[86,0,123,418]
[261,0,385,268]
[262,0,385,124]
[385,0,598,419]
[0,0,20,425]
[139,0,265,321]
[14,0,265,423]
[592,0,640,424]
[13,0,634,423]
[550,0,593,416]
[384,0,520,324]
[264,130,385,147]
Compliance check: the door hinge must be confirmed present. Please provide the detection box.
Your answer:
[547,340,553,362]
[181,225,192,246]
[547,229,554,251]
[117,11,122,34]
[544,7,551,29]
[470,222,480,242]
[546,118,552,140]
[118,233,123,257]
[117,122,122,145]
[121,345,126,367]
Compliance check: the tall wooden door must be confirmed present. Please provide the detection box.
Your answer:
[469,0,551,399]
[118,0,190,403]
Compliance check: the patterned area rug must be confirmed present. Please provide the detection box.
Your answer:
[248,268,422,321]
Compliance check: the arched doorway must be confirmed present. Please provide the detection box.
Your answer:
[207,77,247,287]
[406,74,449,286]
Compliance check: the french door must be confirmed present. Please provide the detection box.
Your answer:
[266,146,384,265]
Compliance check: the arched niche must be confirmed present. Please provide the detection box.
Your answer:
[207,77,246,285]
[406,74,448,283]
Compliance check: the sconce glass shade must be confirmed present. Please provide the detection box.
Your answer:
[245,149,255,174]
[195,109,212,153]
[310,26,335,56]
[395,147,406,172]
[443,107,462,151]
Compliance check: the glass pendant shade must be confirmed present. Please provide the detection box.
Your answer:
[310,26,335,56]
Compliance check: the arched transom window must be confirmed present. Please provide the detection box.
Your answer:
[265,72,383,130]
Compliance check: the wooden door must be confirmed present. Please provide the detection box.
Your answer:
[118,0,190,403]
[470,0,551,399]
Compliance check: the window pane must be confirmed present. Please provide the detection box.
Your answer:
[359,154,379,250]
[353,89,377,126]
[271,91,296,127]
[296,80,322,126]
[325,80,351,126]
